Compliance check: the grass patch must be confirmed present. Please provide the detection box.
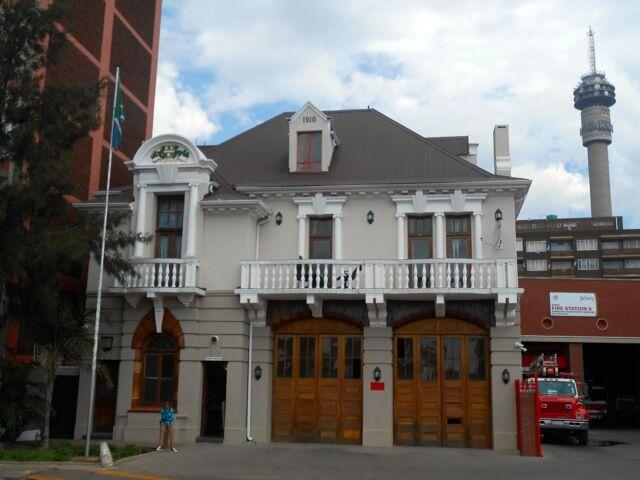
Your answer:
[0,442,152,462]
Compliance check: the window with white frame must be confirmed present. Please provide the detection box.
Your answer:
[577,258,599,270]
[516,238,523,252]
[576,239,598,251]
[624,258,640,269]
[527,259,547,271]
[623,239,640,249]
[526,240,547,253]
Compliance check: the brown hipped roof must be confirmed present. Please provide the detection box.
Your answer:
[201,108,523,190]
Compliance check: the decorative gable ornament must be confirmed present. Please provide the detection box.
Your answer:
[151,144,191,163]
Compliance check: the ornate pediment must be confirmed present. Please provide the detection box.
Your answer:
[150,143,191,163]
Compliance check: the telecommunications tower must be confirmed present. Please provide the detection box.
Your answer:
[573,27,616,217]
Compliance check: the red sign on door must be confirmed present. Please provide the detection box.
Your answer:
[370,382,385,391]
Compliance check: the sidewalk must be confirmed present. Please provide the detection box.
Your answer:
[2,429,639,480]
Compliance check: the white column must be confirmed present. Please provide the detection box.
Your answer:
[434,212,445,259]
[473,212,483,259]
[133,184,147,258]
[396,213,406,259]
[185,182,199,257]
[333,214,342,260]
[297,215,306,258]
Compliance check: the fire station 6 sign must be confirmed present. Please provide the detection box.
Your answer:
[549,292,597,317]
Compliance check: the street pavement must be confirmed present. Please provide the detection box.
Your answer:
[2,429,639,480]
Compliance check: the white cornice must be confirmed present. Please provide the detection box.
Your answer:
[201,198,270,219]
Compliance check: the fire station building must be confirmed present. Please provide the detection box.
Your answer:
[517,217,640,427]
[73,103,531,450]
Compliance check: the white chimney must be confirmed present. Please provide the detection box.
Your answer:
[493,125,511,176]
[461,135,478,165]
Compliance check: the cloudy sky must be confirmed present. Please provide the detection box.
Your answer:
[153,0,640,226]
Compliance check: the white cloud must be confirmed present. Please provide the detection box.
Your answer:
[152,61,217,142]
[512,163,590,219]
[157,0,640,225]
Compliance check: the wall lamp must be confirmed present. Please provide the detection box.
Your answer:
[502,368,510,384]
[373,366,382,382]
[254,365,263,380]
[275,212,283,226]
[367,210,375,224]
[495,209,503,223]
[99,336,113,352]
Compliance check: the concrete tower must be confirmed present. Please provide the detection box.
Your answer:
[573,28,616,217]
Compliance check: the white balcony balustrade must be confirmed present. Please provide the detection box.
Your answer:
[239,258,518,293]
[114,258,199,290]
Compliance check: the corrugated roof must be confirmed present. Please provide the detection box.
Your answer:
[201,108,520,189]
[426,136,470,157]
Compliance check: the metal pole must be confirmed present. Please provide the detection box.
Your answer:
[85,67,120,457]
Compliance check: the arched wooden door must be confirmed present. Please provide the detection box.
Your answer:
[272,319,363,444]
[394,318,491,448]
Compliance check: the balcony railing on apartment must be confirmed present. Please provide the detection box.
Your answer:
[114,258,198,289]
[239,258,518,292]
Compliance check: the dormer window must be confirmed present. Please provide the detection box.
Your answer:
[288,101,335,173]
[297,131,322,171]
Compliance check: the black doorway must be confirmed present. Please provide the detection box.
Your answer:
[50,375,79,439]
[201,362,227,438]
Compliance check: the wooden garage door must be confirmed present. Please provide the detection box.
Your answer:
[394,318,491,448]
[272,319,363,444]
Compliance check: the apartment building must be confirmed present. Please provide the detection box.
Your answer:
[516,216,640,278]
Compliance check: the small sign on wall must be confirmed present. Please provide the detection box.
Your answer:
[370,382,385,391]
[549,292,597,317]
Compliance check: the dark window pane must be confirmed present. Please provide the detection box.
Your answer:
[447,217,470,233]
[173,235,182,258]
[276,337,293,378]
[142,379,157,404]
[159,236,169,258]
[449,238,468,258]
[410,239,431,259]
[310,239,332,259]
[345,337,362,379]
[311,132,322,162]
[397,338,414,380]
[160,379,174,404]
[144,353,159,378]
[468,338,487,381]
[147,334,177,350]
[321,337,338,378]
[299,337,315,379]
[310,218,333,235]
[444,338,461,380]
[409,216,432,235]
[297,132,308,163]
[161,354,176,379]
[420,339,437,381]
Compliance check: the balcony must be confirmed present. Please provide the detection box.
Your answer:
[239,258,518,294]
[114,258,201,290]
[112,259,205,330]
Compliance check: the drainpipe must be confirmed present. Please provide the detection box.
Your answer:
[246,316,255,442]
[247,213,270,443]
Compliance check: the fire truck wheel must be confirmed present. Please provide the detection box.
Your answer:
[577,431,589,446]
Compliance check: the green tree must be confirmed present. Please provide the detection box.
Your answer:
[0,0,145,447]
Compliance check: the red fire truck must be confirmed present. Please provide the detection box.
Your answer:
[525,354,590,445]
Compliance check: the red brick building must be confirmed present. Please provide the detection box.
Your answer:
[0,1,163,197]
[520,277,640,427]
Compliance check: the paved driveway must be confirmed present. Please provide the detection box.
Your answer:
[3,429,640,480]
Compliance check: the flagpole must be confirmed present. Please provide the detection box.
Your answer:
[85,66,120,457]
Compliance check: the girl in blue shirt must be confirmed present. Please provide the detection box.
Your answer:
[156,400,177,453]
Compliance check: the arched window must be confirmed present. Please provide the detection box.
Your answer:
[142,334,178,406]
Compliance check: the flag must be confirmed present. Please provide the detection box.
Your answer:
[112,77,125,150]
